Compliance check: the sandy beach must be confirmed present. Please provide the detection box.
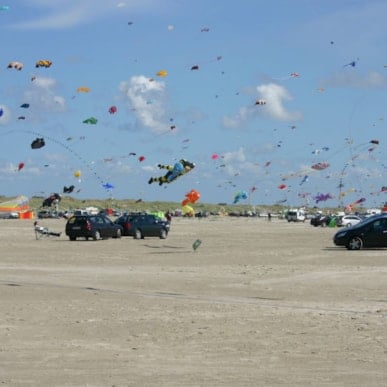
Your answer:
[0,216,386,386]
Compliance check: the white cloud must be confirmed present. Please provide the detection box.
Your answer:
[119,75,171,135]
[320,71,387,89]
[256,83,302,121]
[23,77,67,112]
[9,0,162,30]
[223,83,302,128]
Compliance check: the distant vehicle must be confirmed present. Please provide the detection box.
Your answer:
[287,209,306,222]
[65,214,123,241]
[114,213,170,239]
[37,209,60,219]
[310,214,332,227]
[337,215,363,228]
[0,211,19,219]
[333,213,387,250]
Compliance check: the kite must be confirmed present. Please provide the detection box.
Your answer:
[7,61,23,70]
[42,193,61,207]
[102,182,114,191]
[0,108,3,117]
[108,106,117,114]
[18,116,26,120]
[156,69,168,77]
[63,185,75,193]
[31,138,45,149]
[201,27,210,32]
[191,65,199,71]
[138,156,145,162]
[311,162,330,170]
[278,184,287,190]
[73,170,81,180]
[83,117,98,124]
[370,139,379,145]
[77,86,90,93]
[35,60,52,68]
[182,204,195,217]
[313,193,333,204]
[290,72,300,77]
[255,99,266,105]
[148,159,195,186]
[299,175,309,185]
[343,59,358,68]
[182,189,200,206]
[17,162,24,171]
[20,103,30,108]
[0,5,10,11]
[233,190,248,204]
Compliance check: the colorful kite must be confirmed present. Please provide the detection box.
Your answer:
[83,117,98,124]
[182,189,200,206]
[148,159,195,186]
[35,60,52,68]
[7,61,23,70]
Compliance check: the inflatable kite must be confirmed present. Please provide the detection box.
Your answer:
[148,159,195,186]
[233,190,248,204]
[42,193,61,207]
[7,61,23,70]
[35,60,52,68]
[31,138,45,149]
[83,117,98,124]
[182,189,200,206]
[63,185,75,193]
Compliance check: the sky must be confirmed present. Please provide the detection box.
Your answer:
[0,0,386,208]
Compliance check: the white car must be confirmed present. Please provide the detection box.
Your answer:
[339,215,362,227]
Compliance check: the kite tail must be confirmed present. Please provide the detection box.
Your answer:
[148,176,169,185]
[157,164,173,171]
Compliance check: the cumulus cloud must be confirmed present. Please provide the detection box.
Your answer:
[256,83,302,121]
[23,77,67,112]
[119,75,171,135]
[223,83,302,128]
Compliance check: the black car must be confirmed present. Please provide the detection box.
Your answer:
[114,213,170,239]
[333,213,387,250]
[310,214,333,227]
[65,214,123,241]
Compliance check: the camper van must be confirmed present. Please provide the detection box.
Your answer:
[287,208,306,222]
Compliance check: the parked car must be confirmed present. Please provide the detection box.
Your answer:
[38,209,60,219]
[333,213,387,250]
[65,214,123,241]
[336,214,363,227]
[287,208,306,222]
[310,214,333,227]
[0,211,19,219]
[114,213,170,239]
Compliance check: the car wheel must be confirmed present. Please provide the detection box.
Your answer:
[93,230,101,241]
[134,229,142,239]
[347,236,363,250]
[69,236,76,241]
[160,229,167,239]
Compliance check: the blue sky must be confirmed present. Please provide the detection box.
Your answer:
[0,0,386,208]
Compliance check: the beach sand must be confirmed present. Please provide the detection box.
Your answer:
[0,216,386,386]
